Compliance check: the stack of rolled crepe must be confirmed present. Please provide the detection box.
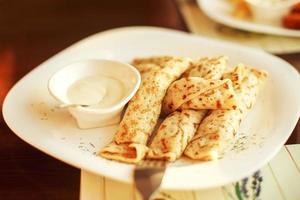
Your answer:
[100,56,192,163]
[99,55,268,164]
[184,64,268,161]
[147,56,236,161]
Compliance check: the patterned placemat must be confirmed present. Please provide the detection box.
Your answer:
[80,145,300,200]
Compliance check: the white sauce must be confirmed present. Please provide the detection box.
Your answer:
[67,75,125,108]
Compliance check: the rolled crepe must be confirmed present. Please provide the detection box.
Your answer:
[147,110,207,161]
[99,56,192,163]
[147,56,228,161]
[184,64,268,161]
[132,56,182,74]
[162,77,238,115]
[182,56,228,79]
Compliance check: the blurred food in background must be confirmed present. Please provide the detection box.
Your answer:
[229,0,300,29]
[229,0,252,19]
[283,3,300,29]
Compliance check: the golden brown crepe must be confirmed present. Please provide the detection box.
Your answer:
[162,77,238,115]
[182,56,228,79]
[132,56,182,74]
[147,56,228,161]
[184,64,268,161]
[99,56,192,163]
[147,110,207,161]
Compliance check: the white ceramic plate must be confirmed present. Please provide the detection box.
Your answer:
[198,0,300,37]
[3,27,300,190]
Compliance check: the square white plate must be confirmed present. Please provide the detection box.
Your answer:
[3,27,300,189]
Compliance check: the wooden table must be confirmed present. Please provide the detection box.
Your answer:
[0,0,299,199]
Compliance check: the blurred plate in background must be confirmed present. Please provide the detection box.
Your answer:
[198,0,300,38]
[178,0,300,54]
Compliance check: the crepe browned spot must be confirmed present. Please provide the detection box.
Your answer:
[147,56,228,161]
[184,64,268,161]
[99,56,192,163]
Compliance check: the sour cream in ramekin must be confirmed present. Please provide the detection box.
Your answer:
[48,59,141,129]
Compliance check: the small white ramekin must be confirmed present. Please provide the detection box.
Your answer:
[245,0,298,25]
[48,59,141,129]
